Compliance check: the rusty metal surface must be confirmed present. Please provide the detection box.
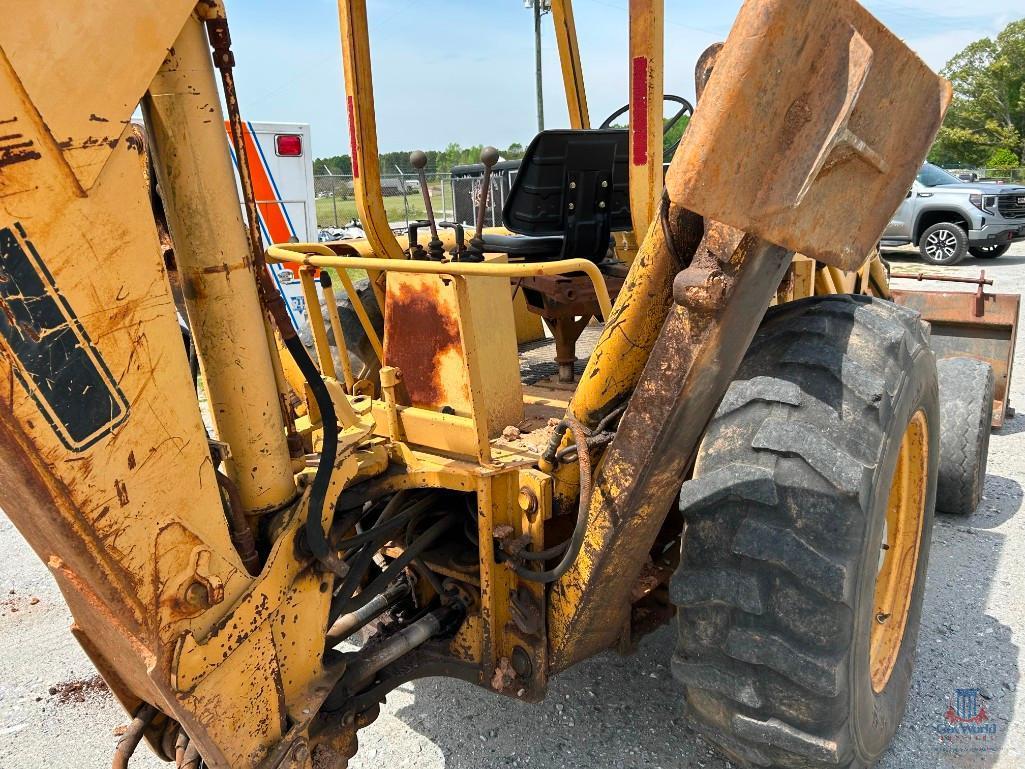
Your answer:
[384,273,468,409]
[548,218,793,670]
[891,288,1020,427]
[666,0,952,270]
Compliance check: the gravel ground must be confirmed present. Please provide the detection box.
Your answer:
[2,244,1024,769]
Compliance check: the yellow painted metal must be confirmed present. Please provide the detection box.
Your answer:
[143,15,295,515]
[370,400,481,458]
[871,409,928,693]
[475,468,551,697]
[0,10,333,763]
[300,267,337,378]
[628,0,665,238]
[336,0,405,263]
[452,274,524,451]
[512,281,546,344]
[0,0,197,190]
[553,213,688,506]
[267,244,614,319]
[551,0,590,129]
[870,254,892,299]
[321,278,357,391]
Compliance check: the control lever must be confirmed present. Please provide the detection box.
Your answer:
[463,146,499,263]
[409,151,444,260]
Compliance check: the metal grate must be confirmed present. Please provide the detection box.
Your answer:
[997,193,1025,219]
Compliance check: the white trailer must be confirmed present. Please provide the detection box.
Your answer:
[225,121,317,337]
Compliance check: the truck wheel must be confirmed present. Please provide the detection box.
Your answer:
[969,243,1011,259]
[672,295,938,769]
[935,358,993,515]
[919,222,968,265]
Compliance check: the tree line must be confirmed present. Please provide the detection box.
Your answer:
[929,19,1025,170]
[315,142,525,177]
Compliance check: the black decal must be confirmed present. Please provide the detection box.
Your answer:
[0,223,129,451]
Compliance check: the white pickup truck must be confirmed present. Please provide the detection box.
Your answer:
[881,162,1025,265]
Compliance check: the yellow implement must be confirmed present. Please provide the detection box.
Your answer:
[0,2,990,769]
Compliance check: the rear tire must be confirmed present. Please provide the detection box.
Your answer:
[969,243,1011,259]
[935,357,993,515]
[672,295,939,769]
[919,222,968,265]
[320,277,383,385]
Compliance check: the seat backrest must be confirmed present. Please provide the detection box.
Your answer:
[502,130,631,262]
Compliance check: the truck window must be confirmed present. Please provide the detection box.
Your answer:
[917,163,960,188]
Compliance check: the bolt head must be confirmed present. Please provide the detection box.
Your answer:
[517,487,539,519]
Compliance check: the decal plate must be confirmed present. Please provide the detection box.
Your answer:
[0,223,128,450]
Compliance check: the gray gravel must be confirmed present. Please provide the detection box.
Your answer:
[2,244,1025,769]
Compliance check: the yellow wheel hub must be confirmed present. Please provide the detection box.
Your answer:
[870,409,928,694]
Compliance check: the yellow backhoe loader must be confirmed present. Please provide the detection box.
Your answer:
[0,1,1011,768]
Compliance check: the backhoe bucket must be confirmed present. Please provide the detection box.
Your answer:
[666,0,952,270]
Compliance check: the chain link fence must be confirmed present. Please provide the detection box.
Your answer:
[314,173,457,230]
[942,167,1025,184]
[314,165,518,233]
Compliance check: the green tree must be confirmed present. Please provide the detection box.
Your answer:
[929,19,1025,167]
[987,147,1021,170]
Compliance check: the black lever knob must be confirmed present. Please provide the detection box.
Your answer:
[464,146,500,263]
[409,151,444,260]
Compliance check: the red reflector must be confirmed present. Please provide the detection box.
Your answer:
[275,134,302,157]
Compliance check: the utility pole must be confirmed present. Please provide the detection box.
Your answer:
[527,0,550,133]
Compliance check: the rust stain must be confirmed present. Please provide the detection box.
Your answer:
[124,133,145,154]
[114,479,129,507]
[384,280,462,407]
[88,113,110,123]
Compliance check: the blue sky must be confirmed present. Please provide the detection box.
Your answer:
[223,0,1024,159]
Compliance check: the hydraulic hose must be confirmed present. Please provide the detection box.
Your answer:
[282,333,347,577]
[340,514,459,616]
[512,417,593,583]
[111,703,158,769]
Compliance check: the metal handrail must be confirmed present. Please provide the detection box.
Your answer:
[266,242,614,318]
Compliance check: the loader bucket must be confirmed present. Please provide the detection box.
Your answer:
[891,285,1020,428]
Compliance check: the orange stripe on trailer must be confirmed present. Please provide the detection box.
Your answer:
[229,122,304,274]
[238,123,292,245]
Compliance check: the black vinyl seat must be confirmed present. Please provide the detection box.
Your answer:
[479,233,565,258]
[484,129,632,263]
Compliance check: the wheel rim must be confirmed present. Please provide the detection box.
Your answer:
[924,229,959,261]
[870,410,928,693]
